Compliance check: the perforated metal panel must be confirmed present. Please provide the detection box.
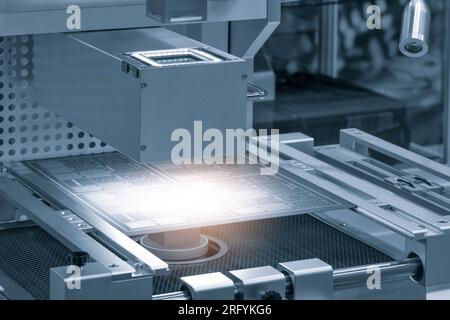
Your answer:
[0,35,113,163]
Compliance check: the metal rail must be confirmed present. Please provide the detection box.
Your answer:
[333,257,422,289]
[153,291,191,301]
[152,257,422,300]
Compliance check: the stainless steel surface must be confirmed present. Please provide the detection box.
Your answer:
[0,35,113,162]
[0,0,142,12]
[229,266,285,300]
[256,134,450,239]
[180,272,235,300]
[0,0,267,36]
[147,0,207,23]
[153,257,422,300]
[399,0,431,58]
[339,129,450,181]
[153,290,191,300]
[333,257,422,289]
[277,259,333,300]
[279,132,314,155]
[0,175,138,277]
[314,129,450,216]
[33,28,248,163]
[129,48,224,67]
[50,261,154,300]
[141,231,210,261]
[7,164,169,275]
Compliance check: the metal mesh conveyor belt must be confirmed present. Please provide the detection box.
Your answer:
[0,226,71,300]
[0,215,393,299]
[153,214,393,294]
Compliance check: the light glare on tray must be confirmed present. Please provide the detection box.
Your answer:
[119,181,233,219]
[26,154,345,235]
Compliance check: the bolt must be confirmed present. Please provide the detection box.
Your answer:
[340,223,347,228]
[141,83,147,89]
[134,262,143,272]
[108,263,119,268]
[241,74,248,80]
[140,145,147,151]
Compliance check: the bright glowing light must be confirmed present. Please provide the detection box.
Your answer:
[117,180,235,221]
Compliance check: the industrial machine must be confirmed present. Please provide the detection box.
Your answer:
[0,0,449,301]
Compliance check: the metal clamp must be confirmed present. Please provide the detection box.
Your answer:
[229,266,285,300]
[180,272,235,300]
[278,259,333,300]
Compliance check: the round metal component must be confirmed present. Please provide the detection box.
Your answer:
[68,251,89,267]
[332,257,422,289]
[152,257,422,300]
[141,234,209,261]
[140,235,229,265]
[134,262,143,272]
[399,0,431,58]
[167,236,229,265]
[407,252,424,283]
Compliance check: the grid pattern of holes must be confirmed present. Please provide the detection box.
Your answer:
[153,214,393,294]
[0,35,113,162]
[0,226,72,300]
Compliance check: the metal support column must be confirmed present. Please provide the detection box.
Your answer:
[443,0,450,164]
[319,2,339,78]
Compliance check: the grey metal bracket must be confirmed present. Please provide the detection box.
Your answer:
[254,133,450,239]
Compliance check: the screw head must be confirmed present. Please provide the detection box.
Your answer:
[69,251,90,268]
[141,83,147,89]
[140,145,147,151]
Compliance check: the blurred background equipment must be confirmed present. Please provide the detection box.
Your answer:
[255,0,447,162]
